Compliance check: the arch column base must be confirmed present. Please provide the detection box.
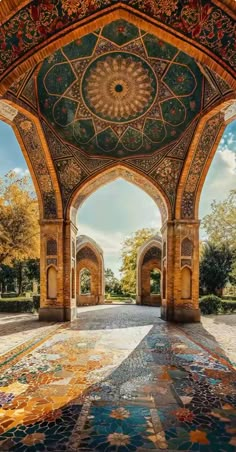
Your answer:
[39,306,77,322]
[161,305,200,323]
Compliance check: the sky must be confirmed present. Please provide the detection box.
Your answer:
[0,120,235,277]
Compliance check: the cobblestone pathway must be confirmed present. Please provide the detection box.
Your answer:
[0,305,235,451]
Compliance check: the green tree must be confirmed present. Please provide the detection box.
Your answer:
[0,171,40,265]
[200,242,234,295]
[202,190,236,249]
[120,228,157,294]
[80,268,91,294]
[0,264,16,293]
[24,259,40,285]
[105,268,122,294]
[150,269,161,294]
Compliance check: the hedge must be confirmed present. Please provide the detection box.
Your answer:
[200,295,236,315]
[222,295,236,301]
[1,292,18,299]
[199,295,222,315]
[221,299,236,313]
[0,295,40,313]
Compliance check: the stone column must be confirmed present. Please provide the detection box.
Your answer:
[39,219,78,322]
[161,220,200,323]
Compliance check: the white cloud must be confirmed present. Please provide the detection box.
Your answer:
[199,146,236,237]
[78,223,125,277]
[218,149,236,174]
[78,223,124,255]
[12,167,30,177]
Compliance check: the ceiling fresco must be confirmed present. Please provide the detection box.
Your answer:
[37,20,204,158]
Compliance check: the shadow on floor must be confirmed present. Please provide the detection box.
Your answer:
[0,313,55,338]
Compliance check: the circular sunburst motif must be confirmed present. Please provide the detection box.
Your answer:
[82,52,157,123]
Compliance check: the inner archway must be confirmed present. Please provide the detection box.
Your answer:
[150,269,161,295]
[76,236,104,306]
[73,170,165,309]
[80,268,91,295]
[136,236,162,306]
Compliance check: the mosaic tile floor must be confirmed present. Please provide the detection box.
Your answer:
[0,305,235,451]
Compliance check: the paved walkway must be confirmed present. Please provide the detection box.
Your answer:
[0,305,235,451]
[0,313,59,356]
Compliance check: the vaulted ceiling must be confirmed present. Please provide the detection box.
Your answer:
[35,20,204,159]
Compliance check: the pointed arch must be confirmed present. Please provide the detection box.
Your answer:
[76,235,104,305]
[136,235,162,306]
[175,99,236,220]
[67,164,170,225]
[0,100,63,219]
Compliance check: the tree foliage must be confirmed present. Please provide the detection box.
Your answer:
[202,190,236,249]
[0,172,40,265]
[200,242,234,295]
[120,228,157,294]
[0,258,40,295]
[150,269,161,294]
[80,268,91,294]
[105,268,122,294]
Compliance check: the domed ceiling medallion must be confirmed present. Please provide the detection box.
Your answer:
[82,52,157,122]
[37,20,204,158]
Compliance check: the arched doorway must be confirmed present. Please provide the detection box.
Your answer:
[136,236,162,306]
[0,6,235,323]
[76,235,104,306]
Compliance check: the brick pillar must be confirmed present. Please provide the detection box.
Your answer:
[161,220,200,323]
[39,219,77,322]
[63,220,78,321]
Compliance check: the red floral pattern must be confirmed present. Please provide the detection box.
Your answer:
[0,0,235,82]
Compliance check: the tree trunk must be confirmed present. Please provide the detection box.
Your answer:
[17,262,23,296]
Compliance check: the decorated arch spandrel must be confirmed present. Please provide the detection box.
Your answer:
[0,2,235,94]
[176,100,236,221]
[0,100,62,220]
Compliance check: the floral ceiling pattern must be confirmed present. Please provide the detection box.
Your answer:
[0,0,235,85]
[37,20,204,158]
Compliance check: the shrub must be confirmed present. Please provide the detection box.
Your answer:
[33,295,40,311]
[221,300,236,314]
[0,296,40,313]
[1,292,18,298]
[199,294,222,315]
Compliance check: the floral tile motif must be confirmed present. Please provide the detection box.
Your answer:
[0,403,82,451]
[79,404,160,450]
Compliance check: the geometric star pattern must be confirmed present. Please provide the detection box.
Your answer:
[37,20,204,159]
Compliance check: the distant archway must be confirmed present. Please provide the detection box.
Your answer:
[76,235,104,306]
[136,236,162,306]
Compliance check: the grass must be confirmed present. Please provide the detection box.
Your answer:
[0,296,32,302]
